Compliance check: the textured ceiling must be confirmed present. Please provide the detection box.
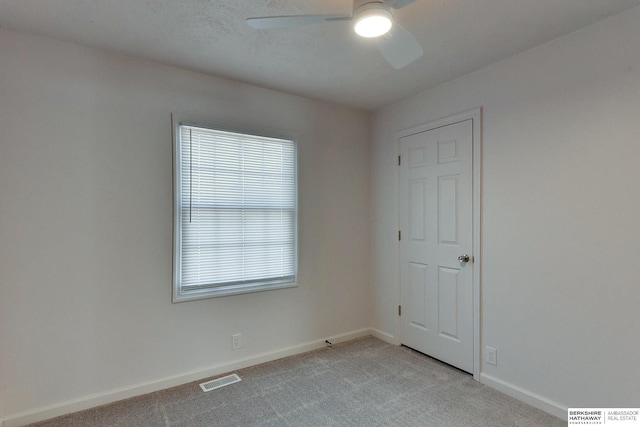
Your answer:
[1,0,639,110]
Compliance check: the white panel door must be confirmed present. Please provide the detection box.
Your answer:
[399,119,474,373]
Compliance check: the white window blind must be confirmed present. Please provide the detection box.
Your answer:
[173,124,297,301]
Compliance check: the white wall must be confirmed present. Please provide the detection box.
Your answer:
[4,3,640,423]
[0,28,371,423]
[371,5,640,414]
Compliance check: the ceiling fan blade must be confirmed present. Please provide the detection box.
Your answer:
[247,14,350,30]
[376,23,423,69]
[387,0,418,9]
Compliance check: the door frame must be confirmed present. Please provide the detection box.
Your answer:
[396,107,482,381]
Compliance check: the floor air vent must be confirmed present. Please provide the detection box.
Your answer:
[199,374,241,392]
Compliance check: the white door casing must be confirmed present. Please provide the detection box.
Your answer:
[398,109,481,377]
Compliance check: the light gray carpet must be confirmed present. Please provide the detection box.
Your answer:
[28,337,564,426]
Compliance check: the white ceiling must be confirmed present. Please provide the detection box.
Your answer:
[1,0,639,110]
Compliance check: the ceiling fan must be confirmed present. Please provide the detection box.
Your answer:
[246,0,423,69]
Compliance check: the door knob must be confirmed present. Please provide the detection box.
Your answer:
[458,254,470,265]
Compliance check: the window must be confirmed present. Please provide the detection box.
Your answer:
[173,123,297,302]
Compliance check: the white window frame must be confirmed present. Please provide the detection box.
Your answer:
[172,117,298,302]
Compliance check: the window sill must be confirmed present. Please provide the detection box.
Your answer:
[172,281,298,303]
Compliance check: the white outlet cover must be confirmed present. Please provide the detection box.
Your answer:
[232,334,242,350]
[486,346,497,366]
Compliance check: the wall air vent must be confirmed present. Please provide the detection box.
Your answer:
[199,374,241,392]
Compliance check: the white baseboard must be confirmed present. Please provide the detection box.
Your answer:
[3,331,568,427]
[1,328,372,427]
[366,329,566,420]
[369,328,395,345]
[480,373,567,420]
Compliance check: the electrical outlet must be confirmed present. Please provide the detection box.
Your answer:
[486,346,497,366]
[232,333,242,350]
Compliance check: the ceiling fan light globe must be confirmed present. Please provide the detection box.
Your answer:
[354,10,392,38]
